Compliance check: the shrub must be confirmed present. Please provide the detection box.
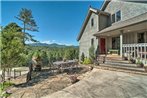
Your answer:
[81,52,85,63]
[136,57,143,67]
[89,45,96,63]
[0,81,14,97]
[83,58,92,65]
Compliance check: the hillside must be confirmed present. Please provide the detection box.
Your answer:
[28,43,78,48]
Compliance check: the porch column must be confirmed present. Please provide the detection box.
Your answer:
[120,30,123,57]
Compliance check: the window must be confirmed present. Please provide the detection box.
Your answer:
[112,37,120,49]
[91,18,94,27]
[116,10,121,21]
[138,32,145,43]
[112,14,115,23]
[91,38,94,46]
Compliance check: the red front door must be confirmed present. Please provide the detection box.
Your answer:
[100,38,106,54]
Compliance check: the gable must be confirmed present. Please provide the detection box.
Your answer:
[77,7,109,41]
[104,0,147,21]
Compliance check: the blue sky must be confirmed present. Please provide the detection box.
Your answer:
[1,1,104,46]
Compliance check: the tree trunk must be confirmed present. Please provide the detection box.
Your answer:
[23,22,26,45]
[26,62,33,82]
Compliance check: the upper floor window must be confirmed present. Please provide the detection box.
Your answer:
[91,38,94,46]
[112,14,115,23]
[91,18,94,27]
[116,10,121,22]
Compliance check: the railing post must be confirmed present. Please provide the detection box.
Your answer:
[134,44,136,59]
[145,43,147,60]
[120,30,123,57]
[141,44,142,60]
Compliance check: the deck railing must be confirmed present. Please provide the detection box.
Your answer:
[122,43,147,61]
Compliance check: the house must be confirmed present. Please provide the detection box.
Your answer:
[77,0,147,63]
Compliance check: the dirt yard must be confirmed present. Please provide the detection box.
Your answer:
[8,66,90,98]
[43,68,147,98]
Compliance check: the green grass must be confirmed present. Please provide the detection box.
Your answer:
[0,81,14,97]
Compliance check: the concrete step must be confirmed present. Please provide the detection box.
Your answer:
[95,64,147,76]
[105,61,136,68]
[106,56,122,61]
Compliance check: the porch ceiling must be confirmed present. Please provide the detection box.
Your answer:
[94,12,147,37]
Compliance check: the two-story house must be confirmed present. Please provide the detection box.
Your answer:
[77,0,147,63]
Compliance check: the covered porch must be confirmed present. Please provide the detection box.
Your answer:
[94,13,147,63]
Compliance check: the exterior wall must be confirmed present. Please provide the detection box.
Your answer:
[106,37,112,50]
[99,14,110,31]
[78,1,147,60]
[79,13,98,60]
[104,0,147,24]
[123,31,147,44]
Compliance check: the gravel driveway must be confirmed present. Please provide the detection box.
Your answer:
[42,69,147,98]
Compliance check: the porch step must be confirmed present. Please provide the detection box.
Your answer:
[106,55,122,61]
[105,61,136,68]
[97,54,147,75]
[95,64,147,75]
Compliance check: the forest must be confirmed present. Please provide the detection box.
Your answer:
[22,45,79,67]
[0,8,78,72]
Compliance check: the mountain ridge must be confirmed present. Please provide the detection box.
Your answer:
[27,42,78,48]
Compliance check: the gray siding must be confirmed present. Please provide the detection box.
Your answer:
[79,13,98,60]
[104,0,147,23]
[99,14,110,31]
[78,1,147,61]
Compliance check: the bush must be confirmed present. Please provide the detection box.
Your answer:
[83,58,92,65]
[0,81,14,91]
[81,52,85,62]
[136,58,143,67]
[0,81,14,97]
[89,45,96,62]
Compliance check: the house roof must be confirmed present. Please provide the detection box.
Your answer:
[94,12,147,36]
[77,7,110,41]
[101,0,111,11]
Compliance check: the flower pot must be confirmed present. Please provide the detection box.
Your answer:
[130,59,136,64]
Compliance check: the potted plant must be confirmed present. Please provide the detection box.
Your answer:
[122,53,128,60]
[130,58,136,64]
[144,60,147,72]
[136,57,143,67]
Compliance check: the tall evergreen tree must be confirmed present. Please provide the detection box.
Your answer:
[15,8,38,43]
[1,23,25,80]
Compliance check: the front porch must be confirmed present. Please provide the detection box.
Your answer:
[94,13,147,64]
[97,31,147,62]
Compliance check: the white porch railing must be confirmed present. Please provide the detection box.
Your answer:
[122,43,147,61]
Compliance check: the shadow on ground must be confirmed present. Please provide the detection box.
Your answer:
[13,67,88,88]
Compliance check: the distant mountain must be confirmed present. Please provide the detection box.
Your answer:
[28,43,78,48]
